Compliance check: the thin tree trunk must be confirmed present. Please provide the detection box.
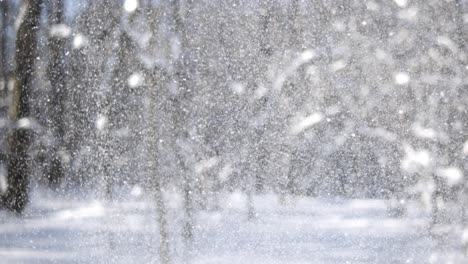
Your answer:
[3,0,42,213]
[430,173,441,235]
[284,0,300,198]
[182,171,194,241]
[155,182,170,264]
[246,188,256,220]
[245,4,274,220]
[171,0,195,242]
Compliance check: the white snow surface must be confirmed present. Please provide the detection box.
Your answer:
[0,189,465,264]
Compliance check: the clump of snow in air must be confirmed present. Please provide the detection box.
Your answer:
[254,85,267,98]
[330,59,347,72]
[17,117,33,129]
[463,229,468,245]
[394,0,408,8]
[398,7,418,21]
[131,185,143,197]
[127,72,144,88]
[230,81,245,95]
[401,144,431,173]
[436,167,463,187]
[49,24,72,38]
[463,140,468,156]
[72,33,87,49]
[274,49,315,91]
[363,127,398,142]
[437,36,458,54]
[194,157,219,174]
[218,164,233,182]
[412,123,437,139]
[124,0,139,13]
[290,113,324,135]
[95,114,108,131]
[300,49,315,62]
[366,2,379,12]
[394,72,410,85]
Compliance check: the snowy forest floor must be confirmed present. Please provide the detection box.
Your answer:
[0,188,466,264]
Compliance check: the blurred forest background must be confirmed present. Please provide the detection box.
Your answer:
[2,0,468,261]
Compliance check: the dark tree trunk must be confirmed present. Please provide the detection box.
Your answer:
[46,0,68,187]
[0,1,10,196]
[2,0,42,213]
[0,0,8,99]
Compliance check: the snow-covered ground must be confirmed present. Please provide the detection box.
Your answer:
[0,189,465,264]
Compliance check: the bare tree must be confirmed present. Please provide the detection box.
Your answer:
[0,0,11,196]
[2,0,42,213]
[170,0,196,242]
[46,0,69,187]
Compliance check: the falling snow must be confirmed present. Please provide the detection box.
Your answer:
[1,0,468,263]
